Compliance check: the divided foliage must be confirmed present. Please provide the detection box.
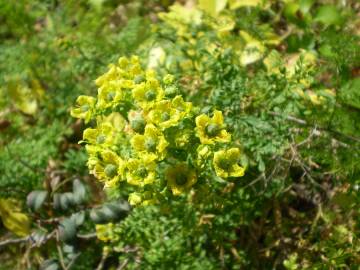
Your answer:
[0,0,359,269]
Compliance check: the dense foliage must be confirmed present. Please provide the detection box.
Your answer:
[0,0,359,269]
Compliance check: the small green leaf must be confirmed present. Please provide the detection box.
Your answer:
[40,259,60,270]
[198,0,227,16]
[58,218,77,243]
[70,211,85,227]
[73,179,87,204]
[315,5,342,26]
[59,193,76,210]
[27,190,48,212]
[299,0,314,14]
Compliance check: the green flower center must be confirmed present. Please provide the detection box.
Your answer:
[205,124,221,137]
[131,117,145,133]
[134,75,145,84]
[81,105,90,112]
[175,173,188,186]
[107,92,115,101]
[161,112,170,122]
[104,164,117,178]
[96,135,106,144]
[145,138,157,152]
[218,157,233,170]
[145,90,156,101]
[135,166,148,178]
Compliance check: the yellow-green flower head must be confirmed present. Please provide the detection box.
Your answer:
[132,81,164,110]
[195,110,231,144]
[131,124,168,160]
[213,148,245,179]
[128,192,142,206]
[85,145,101,169]
[172,95,192,117]
[118,56,129,69]
[126,155,156,186]
[97,87,118,109]
[96,224,115,242]
[129,56,143,76]
[128,111,146,134]
[95,64,117,87]
[70,95,96,123]
[118,79,135,89]
[165,163,197,196]
[93,150,125,186]
[146,100,180,129]
[145,69,157,80]
[83,122,114,146]
[97,79,135,109]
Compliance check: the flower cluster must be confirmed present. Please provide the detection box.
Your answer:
[71,56,245,206]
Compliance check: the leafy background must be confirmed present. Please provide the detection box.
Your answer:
[0,0,359,269]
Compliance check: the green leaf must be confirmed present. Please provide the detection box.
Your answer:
[70,211,85,227]
[283,2,300,21]
[315,5,342,26]
[40,259,60,270]
[59,193,76,210]
[90,201,130,224]
[72,179,87,204]
[58,218,77,243]
[339,78,360,110]
[53,193,61,210]
[198,0,227,17]
[299,0,314,14]
[229,0,261,9]
[27,190,48,212]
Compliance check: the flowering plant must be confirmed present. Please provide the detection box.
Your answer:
[72,56,245,206]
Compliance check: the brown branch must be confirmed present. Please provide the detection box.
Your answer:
[96,250,109,270]
[65,252,81,270]
[117,259,129,270]
[0,230,56,248]
[0,236,29,247]
[77,232,97,239]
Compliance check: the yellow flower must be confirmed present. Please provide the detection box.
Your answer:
[93,150,125,186]
[95,64,120,87]
[97,87,118,110]
[146,95,192,129]
[132,79,164,110]
[96,223,115,242]
[195,110,231,144]
[213,148,245,178]
[118,56,129,68]
[131,124,168,160]
[126,155,157,186]
[70,95,96,123]
[146,100,180,129]
[85,145,100,170]
[165,163,197,196]
[83,122,114,146]
[97,78,135,110]
[172,95,192,116]
[128,192,142,206]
